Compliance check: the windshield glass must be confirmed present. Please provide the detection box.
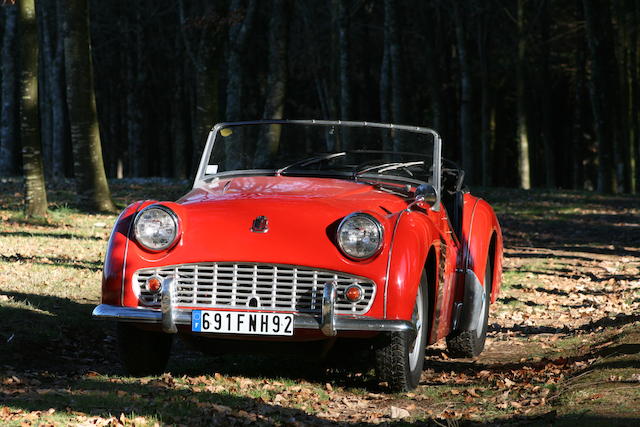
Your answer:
[197,121,440,190]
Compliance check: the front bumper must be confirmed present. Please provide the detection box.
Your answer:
[92,280,414,337]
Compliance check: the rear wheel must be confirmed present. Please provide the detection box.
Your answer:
[374,272,428,391]
[446,258,492,358]
[117,323,173,376]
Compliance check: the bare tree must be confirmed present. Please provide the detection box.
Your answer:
[337,0,350,121]
[1,3,19,176]
[19,0,48,217]
[225,0,257,169]
[381,0,404,151]
[516,0,531,189]
[255,0,287,167]
[539,0,555,188]
[583,0,618,193]
[178,0,223,172]
[63,0,116,212]
[37,0,67,179]
[452,1,474,184]
[477,3,492,186]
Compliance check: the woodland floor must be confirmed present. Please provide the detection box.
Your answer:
[0,179,639,426]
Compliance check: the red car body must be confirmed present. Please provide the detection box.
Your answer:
[94,120,503,390]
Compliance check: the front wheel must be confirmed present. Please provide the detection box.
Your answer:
[374,272,428,391]
[117,323,173,376]
[446,258,492,358]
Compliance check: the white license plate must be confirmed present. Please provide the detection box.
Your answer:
[191,310,294,336]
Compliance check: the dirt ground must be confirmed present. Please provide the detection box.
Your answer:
[1,183,639,425]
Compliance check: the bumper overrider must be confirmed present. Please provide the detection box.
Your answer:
[92,278,415,337]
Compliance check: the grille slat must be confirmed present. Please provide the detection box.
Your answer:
[135,262,375,315]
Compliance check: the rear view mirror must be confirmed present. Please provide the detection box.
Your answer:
[408,184,438,211]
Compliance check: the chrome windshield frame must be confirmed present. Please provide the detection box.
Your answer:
[193,120,442,211]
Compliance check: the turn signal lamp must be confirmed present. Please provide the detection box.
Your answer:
[344,285,364,303]
[146,277,162,293]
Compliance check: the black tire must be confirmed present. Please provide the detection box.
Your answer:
[117,323,173,376]
[446,258,492,358]
[374,272,429,392]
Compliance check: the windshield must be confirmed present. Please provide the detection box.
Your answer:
[195,120,441,200]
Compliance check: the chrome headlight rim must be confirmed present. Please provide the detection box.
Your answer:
[336,212,384,260]
[133,204,180,252]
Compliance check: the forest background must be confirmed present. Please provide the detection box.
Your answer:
[0,0,637,215]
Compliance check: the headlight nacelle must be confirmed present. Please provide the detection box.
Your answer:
[133,205,180,252]
[337,213,384,260]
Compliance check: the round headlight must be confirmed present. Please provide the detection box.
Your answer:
[337,213,384,259]
[133,205,179,251]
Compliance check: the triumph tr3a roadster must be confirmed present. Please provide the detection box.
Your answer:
[93,120,503,391]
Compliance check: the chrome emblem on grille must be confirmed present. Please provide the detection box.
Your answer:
[251,216,269,233]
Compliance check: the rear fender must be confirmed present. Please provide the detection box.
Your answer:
[455,196,503,331]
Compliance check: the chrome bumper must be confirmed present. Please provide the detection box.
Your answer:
[92,280,414,336]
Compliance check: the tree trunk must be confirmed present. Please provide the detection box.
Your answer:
[50,0,68,178]
[126,4,145,177]
[583,0,618,193]
[384,0,404,151]
[171,30,188,180]
[477,5,490,186]
[379,10,390,151]
[36,4,52,179]
[193,30,219,170]
[1,3,19,176]
[540,0,555,188]
[225,0,256,169]
[616,0,633,193]
[63,0,116,212]
[632,1,640,193]
[572,16,586,191]
[19,0,48,217]
[453,1,474,184]
[516,0,531,189]
[423,3,443,135]
[255,0,287,167]
[337,0,350,121]
[225,0,257,122]
[37,0,66,180]
[261,0,288,122]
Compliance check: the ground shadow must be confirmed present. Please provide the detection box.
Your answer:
[0,254,102,271]
[1,230,105,241]
[0,371,343,426]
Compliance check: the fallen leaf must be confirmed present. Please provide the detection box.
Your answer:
[390,406,410,419]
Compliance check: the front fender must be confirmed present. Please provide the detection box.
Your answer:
[384,210,438,321]
[101,201,144,305]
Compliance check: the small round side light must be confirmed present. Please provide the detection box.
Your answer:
[344,285,364,303]
[146,276,163,293]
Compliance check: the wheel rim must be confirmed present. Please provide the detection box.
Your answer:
[476,289,487,339]
[408,287,424,371]
[476,265,491,339]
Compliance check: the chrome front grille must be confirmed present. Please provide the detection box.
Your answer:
[134,262,376,314]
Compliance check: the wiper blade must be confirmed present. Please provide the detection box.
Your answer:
[355,177,414,197]
[277,152,346,175]
[354,161,426,178]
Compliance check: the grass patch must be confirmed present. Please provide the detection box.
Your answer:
[550,325,640,422]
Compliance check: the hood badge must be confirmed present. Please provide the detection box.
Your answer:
[251,216,269,233]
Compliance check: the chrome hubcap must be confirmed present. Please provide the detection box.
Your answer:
[408,287,424,370]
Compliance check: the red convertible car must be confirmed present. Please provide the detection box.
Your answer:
[93,120,503,391]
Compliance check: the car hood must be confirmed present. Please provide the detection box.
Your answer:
[178,175,409,211]
[127,176,409,275]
